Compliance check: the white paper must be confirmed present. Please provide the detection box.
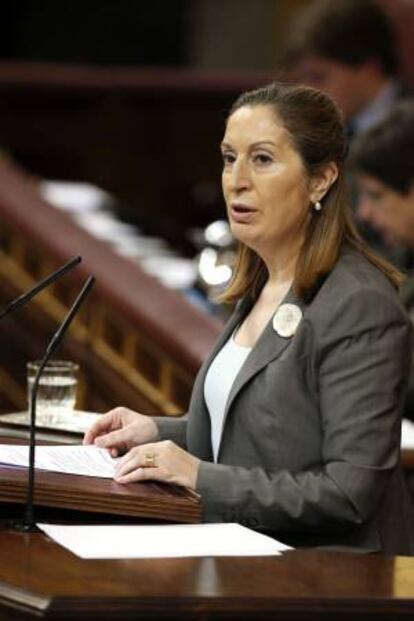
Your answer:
[0,444,117,478]
[37,522,292,558]
[402,419,414,449]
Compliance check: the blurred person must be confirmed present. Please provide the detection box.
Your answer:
[84,83,413,554]
[282,0,411,265]
[282,0,408,136]
[351,101,414,247]
[351,100,414,417]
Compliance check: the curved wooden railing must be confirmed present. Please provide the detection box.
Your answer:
[0,156,221,415]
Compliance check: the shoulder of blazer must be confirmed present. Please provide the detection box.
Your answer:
[314,248,401,305]
[304,248,410,346]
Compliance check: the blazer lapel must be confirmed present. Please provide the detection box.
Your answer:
[223,288,306,425]
[198,295,255,382]
[186,295,254,460]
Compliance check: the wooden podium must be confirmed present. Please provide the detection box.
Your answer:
[0,436,201,524]
[0,465,201,524]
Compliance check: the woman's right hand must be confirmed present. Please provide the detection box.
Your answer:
[82,407,158,456]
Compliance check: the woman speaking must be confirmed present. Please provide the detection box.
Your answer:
[84,82,414,554]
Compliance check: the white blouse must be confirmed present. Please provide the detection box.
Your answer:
[204,335,252,462]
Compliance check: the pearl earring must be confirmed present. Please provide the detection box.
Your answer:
[314,201,322,212]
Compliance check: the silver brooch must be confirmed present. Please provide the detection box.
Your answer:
[272,304,302,338]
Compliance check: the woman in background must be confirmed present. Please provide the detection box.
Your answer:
[85,83,413,554]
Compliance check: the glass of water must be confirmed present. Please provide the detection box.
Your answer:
[27,360,79,425]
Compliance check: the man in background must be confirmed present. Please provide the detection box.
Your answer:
[281,0,410,263]
[282,0,408,138]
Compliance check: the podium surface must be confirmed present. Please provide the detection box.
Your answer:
[0,435,201,524]
[1,526,414,620]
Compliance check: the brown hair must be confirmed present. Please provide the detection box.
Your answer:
[350,100,414,194]
[220,82,402,304]
[283,0,397,77]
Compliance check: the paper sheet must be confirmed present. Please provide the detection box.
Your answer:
[38,522,292,558]
[402,419,414,449]
[0,444,117,478]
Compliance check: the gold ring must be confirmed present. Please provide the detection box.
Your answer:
[143,453,156,468]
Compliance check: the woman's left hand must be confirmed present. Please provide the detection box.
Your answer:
[113,440,200,490]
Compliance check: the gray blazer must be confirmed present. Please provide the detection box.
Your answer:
[157,248,414,554]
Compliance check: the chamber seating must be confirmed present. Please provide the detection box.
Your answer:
[0,159,226,414]
[0,155,221,415]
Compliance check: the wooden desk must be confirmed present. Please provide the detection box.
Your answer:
[1,434,413,619]
[0,525,414,620]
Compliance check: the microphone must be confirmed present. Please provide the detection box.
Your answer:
[0,255,81,320]
[13,275,95,532]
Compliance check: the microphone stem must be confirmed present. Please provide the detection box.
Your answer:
[20,276,94,532]
[24,356,48,531]
[0,255,81,320]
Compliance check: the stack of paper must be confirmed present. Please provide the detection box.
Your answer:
[0,444,118,478]
[38,522,292,559]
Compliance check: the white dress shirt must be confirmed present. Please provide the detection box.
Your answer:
[204,334,251,462]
